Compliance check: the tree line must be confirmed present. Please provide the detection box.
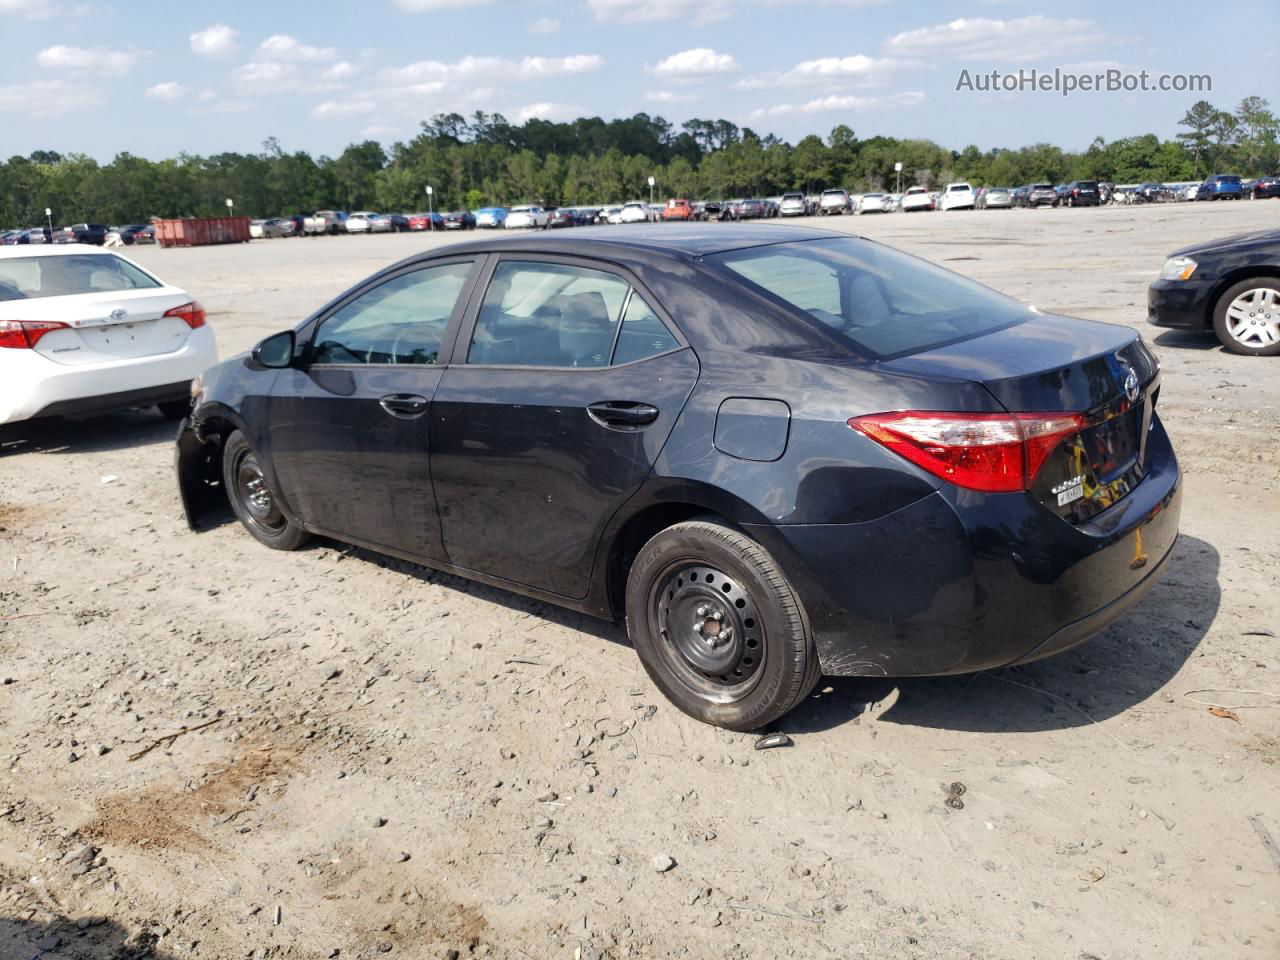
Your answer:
[1,97,1275,227]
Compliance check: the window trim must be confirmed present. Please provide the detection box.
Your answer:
[299,255,483,369]
[457,252,688,372]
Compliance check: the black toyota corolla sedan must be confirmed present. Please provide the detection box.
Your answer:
[176,225,1181,730]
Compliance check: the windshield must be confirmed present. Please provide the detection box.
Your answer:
[0,254,161,302]
[711,237,1033,359]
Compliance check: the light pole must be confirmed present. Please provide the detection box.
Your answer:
[647,176,655,220]
[894,161,903,195]
[225,197,234,218]
[44,206,53,239]
[425,185,434,231]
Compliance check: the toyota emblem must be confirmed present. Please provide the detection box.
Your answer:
[1123,367,1140,403]
[110,308,127,321]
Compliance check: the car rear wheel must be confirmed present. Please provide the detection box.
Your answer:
[625,519,819,731]
[223,430,311,550]
[1213,278,1280,356]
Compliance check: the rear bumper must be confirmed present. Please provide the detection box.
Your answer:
[1,325,217,424]
[746,422,1182,677]
[1147,279,1212,330]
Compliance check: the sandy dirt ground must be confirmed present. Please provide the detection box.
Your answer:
[2,202,1278,960]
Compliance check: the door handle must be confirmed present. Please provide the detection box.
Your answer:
[379,394,429,418]
[587,401,659,429]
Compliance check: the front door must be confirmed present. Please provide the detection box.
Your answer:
[430,256,699,598]
[267,258,480,561]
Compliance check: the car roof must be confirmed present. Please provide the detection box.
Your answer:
[0,244,120,260]
[424,223,856,259]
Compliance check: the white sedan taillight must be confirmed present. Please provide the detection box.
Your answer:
[0,319,70,349]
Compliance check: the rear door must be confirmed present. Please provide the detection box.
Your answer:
[266,257,482,561]
[430,255,699,598]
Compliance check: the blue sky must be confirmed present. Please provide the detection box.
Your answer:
[0,0,1274,160]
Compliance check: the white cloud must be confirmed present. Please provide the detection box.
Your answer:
[380,54,603,85]
[232,60,300,93]
[644,90,697,104]
[36,45,137,75]
[197,88,217,101]
[883,16,1104,64]
[747,90,925,119]
[587,0,733,25]
[393,0,492,8]
[0,78,105,114]
[145,81,187,101]
[311,99,376,118]
[257,34,336,63]
[322,61,359,80]
[739,54,907,89]
[190,24,237,57]
[0,0,56,18]
[650,48,739,80]
[514,102,580,123]
[528,17,560,34]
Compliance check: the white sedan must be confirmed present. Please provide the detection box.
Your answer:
[618,202,650,224]
[941,182,976,211]
[505,205,549,229]
[0,246,216,430]
[855,193,891,214]
[901,186,934,212]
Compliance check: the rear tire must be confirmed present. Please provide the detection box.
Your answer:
[223,430,311,550]
[625,519,819,731]
[1212,278,1280,356]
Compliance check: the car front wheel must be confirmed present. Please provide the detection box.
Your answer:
[625,519,819,731]
[223,430,311,550]
[1213,278,1280,356]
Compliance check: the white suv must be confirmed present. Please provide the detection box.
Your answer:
[941,183,976,211]
[819,189,851,215]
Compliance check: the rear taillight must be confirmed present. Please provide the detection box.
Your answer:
[849,411,1086,493]
[0,319,70,349]
[164,301,206,329]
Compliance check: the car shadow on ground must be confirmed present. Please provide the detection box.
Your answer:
[782,533,1221,736]
[344,543,629,646]
[1152,329,1220,352]
[0,410,179,456]
[0,913,171,960]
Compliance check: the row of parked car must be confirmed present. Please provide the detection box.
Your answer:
[0,223,156,246]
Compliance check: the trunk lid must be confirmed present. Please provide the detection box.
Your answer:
[0,288,195,365]
[881,312,1161,522]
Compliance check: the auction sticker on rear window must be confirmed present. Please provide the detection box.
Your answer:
[1053,475,1085,506]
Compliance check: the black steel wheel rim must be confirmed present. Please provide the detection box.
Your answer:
[650,562,764,703]
[235,452,286,535]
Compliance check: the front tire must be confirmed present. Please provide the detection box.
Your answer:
[1213,278,1280,356]
[625,519,819,731]
[223,430,311,550]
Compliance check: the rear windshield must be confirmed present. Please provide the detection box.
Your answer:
[1032,183,1054,190]
[822,189,845,196]
[1215,175,1241,183]
[1076,181,1099,189]
[0,254,161,302]
[711,237,1032,359]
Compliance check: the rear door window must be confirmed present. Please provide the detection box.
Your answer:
[467,260,679,368]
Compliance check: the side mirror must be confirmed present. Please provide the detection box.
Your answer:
[252,330,296,369]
